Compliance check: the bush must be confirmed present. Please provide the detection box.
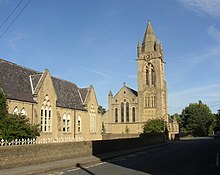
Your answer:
[143,119,165,133]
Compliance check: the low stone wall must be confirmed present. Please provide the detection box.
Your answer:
[93,133,165,155]
[0,133,165,169]
[102,133,139,140]
[0,141,92,169]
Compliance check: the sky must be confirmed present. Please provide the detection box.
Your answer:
[0,0,220,115]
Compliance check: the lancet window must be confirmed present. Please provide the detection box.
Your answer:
[40,95,52,132]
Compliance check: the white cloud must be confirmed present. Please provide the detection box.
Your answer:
[177,0,220,17]
[207,25,220,42]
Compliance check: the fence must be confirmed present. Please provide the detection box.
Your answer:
[0,136,84,146]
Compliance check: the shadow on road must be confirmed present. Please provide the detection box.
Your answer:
[76,163,96,175]
[93,138,220,175]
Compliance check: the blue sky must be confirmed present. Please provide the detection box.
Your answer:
[0,0,220,114]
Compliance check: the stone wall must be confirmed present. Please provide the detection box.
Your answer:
[0,133,165,169]
[0,141,92,169]
[102,133,139,140]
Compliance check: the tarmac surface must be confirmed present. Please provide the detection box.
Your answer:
[0,143,165,175]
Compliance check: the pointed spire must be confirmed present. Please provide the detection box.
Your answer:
[108,90,113,96]
[143,19,156,44]
[142,19,157,52]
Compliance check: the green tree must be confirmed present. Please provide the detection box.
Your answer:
[213,109,220,133]
[181,101,214,137]
[143,119,165,133]
[0,88,40,141]
[0,88,7,119]
[98,105,106,115]
[1,114,40,141]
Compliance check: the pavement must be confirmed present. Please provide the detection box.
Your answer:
[0,143,167,175]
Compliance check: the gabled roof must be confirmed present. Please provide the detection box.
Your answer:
[30,74,42,92]
[79,88,89,104]
[0,59,38,103]
[52,77,85,110]
[113,84,138,98]
[0,58,87,110]
[126,86,138,96]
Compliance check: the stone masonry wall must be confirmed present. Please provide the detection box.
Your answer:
[0,141,92,169]
[0,134,165,169]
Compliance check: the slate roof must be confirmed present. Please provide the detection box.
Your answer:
[30,74,42,92]
[0,59,38,103]
[52,77,85,110]
[79,88,89,104]
[126,86,138,96]
[0,58,87,110]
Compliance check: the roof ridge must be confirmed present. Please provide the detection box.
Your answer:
[51,76,80,88]
[0,58,41,74]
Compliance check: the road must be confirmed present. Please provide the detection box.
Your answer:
[43,138,220,175]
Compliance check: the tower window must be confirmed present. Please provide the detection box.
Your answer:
[151,67,156,86]
[146,66,149,86]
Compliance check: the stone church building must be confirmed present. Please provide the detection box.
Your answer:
[103,20,179,139]
[0,20,178,141]
[0,59,102,141]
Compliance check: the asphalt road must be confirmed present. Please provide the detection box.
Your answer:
[44,138,220,175]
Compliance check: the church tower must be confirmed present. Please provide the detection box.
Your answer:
[137,20,168,123]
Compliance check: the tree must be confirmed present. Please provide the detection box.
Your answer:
[1,114,40,141]
[0,88,7,119]
[181,101,214,137]
[213,109,220,133]
[0,88,40,141]
[98,105,106,115]
[143,119,165,133]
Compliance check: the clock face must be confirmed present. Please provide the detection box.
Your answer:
[144,52,152,61]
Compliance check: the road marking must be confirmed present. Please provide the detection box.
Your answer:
[67,168,80,172]
[67,162,107,172]
[216,153,219,166]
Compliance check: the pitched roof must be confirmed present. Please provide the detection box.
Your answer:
[52,77,85,110]
[0,58,87,110]
[0,59,38,103]
[79,88,89,104]
[126,86,138,96]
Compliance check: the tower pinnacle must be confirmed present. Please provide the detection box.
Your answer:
[142,20,157,52]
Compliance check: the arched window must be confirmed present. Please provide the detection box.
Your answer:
[63,114,66,132]
[152,96,156,108]
[146,66,149,86]
[151,66,156,86]
[13,107,19,115]
[40,95,52,132]
[121,102,124,122]
[115,108,118,123]
[40,106,44,131]
[89,104,96,132]
[126,102,129,122]
[45,106,48,131]
[48,107,51,131]
[20,108,26,116]
[78,115,81,132]
[67,114,71,132]
[132,107,135,122]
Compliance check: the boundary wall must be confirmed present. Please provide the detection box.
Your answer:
[0,133,165,169]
